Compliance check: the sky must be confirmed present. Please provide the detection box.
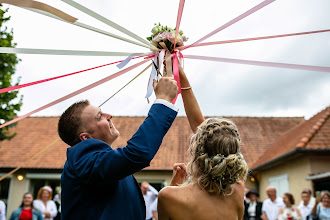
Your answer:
[3,0,330,120]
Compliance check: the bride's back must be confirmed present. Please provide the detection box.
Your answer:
[158,118,248,220]
[158,181,244,220]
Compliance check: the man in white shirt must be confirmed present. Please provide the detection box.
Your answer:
[141,182,158,220]
[261,186,285,220]
[151,198,158,220]
[0,200,5,220]
[298,189,315,220]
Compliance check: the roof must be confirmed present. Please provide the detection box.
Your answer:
[251,106,330,170]
[0,113,304,171]
[306,171,330,180]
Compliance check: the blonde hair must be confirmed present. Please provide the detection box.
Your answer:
[186,118,248,196]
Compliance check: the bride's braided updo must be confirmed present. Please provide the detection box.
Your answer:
[187,118,248,196]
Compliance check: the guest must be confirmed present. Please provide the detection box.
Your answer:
[244,189,263,220]
[311,191,330,220]
[151,198,158,220]
[298,189,315,208]
[141,182,158,220]
[0,200,6,220]
[33,186,57,220]
[261,186,285,220]
[245,188,251,204]
[298,189,314,220]
[278,193,301,220]
[9,192,43,220]
[53,191,61,220]
[157,63,248,219]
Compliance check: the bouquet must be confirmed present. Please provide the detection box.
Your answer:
[145,23,187,102]
[147,23,188,51]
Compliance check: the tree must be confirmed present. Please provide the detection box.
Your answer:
[0,4,23,141]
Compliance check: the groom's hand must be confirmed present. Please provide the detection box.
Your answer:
[153,77,178,102]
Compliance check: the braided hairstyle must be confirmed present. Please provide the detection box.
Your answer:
[186,118,248,196]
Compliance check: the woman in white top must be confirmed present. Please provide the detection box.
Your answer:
[33,186,57,220]
[279,193,302,220]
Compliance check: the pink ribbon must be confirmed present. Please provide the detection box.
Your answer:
[177,29,330,50]
[173,0,185,49]
[0,56,147,94]
[0,59,150,129]
[183,0,275,51]
[171,51,181,104]
[184,55,330,73]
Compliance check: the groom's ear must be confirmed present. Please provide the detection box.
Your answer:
[79,132,90,141]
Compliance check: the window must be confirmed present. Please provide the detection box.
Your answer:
[0,178,10,204]
[268,174,289,197]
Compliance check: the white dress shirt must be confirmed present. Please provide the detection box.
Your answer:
[298,202,313,220]
[262,197,285,220]
[143,185,158,220]
[33,199,58,220]
[248,201,257,217]
[299,197,315,209]
[0,200,5,220]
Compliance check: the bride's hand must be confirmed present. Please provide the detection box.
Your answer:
[170,163,187,186]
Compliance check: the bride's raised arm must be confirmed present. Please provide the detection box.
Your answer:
[178,62,204,133]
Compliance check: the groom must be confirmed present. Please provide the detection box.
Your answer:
[58,77,178,219]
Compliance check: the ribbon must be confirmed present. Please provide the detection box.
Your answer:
[171,51,181,104]
[0,47,145,57]
[0,59,150,129]
[144,49,166,100]
[184,55,330,73]
[183,0,275,50]
[177,29,330,50]
[99,63,152,107]
[145,52,159,99]
[158,50,166,77]
[0,0,77,22]
[61,0,157,50]
[165,50,173,77]
[4,2,149,49]
[117,53,153,69]
[0,56,147,94]
[173,0,185,49]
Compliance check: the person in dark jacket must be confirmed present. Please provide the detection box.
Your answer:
[58,77,178,220]
[244,189,263,220]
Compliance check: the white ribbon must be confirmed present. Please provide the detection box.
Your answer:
[145,53,158,99]
[61,0,157,50]
[117,52,153,69]
[184,55,330,73]
[0,47,144,56]
[144,50,166,99]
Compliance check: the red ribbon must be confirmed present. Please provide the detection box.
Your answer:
[0,59,150,129]
[0,56,147,95]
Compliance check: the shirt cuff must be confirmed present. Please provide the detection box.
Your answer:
[154,99,179,112]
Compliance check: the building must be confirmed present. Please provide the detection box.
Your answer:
[0,107,329,218]
[251,106,330,201]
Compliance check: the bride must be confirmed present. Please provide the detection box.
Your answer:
[157,63,248,220]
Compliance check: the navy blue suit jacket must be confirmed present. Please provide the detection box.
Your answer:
[61,103,177,220]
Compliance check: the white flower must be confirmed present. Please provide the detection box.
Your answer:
[151,27,159,35]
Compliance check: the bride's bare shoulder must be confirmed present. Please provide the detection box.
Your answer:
[159,185,191,203]
[159,186,181,199]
